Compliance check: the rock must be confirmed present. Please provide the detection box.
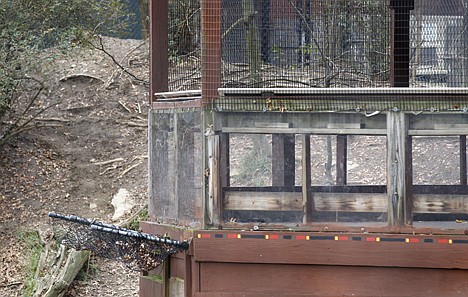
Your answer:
[111,188,134,221]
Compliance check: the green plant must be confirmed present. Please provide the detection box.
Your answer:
[18,230,44,297]
[128,208,149,231]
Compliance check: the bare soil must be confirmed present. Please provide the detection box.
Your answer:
[0,37,149,297]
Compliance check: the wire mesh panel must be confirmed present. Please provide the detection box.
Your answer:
[411,0,468,87]
[221,0,391,88]
[168,0,202,91]
[148,108,203,227]
[215,0,468,89]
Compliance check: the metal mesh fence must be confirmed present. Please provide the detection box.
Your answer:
[165,0,468,90]
[148,108,203,227]
[168,0,202,91]
[221,0,391,88]
[411,0,468,87]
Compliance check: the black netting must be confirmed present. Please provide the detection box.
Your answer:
[49,212,189,272]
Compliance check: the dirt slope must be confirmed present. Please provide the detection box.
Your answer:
[0,37,149,297]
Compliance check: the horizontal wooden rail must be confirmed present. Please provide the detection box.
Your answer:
[224,191,468,213]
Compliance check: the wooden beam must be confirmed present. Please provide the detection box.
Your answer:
[405,134,413,225]
[223,191,387,213]
[193,235,468,269]
[220,133,230,188]
[222,127,388,135]
[207,134,221,225]
[149,0,168,103]
[336,135,347,185]
[194,263,468,296]
[387,112,409,226]
[409,129,468,136]
[302,134,313,223]
[272,134,295,187]
[461,135,467,185]
[224,190,468,214]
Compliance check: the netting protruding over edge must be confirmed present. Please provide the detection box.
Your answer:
[49,212,189,272]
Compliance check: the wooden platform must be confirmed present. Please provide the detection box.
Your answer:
[140,222,468,297]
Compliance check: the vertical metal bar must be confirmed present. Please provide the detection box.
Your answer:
[150,0,169,103]
[201,0,222,102]
[336,135,347,186]
[272,134,295,187]
[460,135,467,185]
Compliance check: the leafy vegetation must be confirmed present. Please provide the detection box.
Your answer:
[18,230,44,296]
[0,0,132,148]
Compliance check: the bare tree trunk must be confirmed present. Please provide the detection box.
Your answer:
[242,0,261,86]
[412,0,423,83]
[139,0,149,39]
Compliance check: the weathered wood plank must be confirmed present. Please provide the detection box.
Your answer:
[327,122,363,129]
[195,263,468,297]
[387,112,409,226]
[224,191,387,212]
[254,122,291,128]
[302,134,313,223]
[224,191,302,211]
[414,194,468,213]
[461,135,467,185]
[409,129,468,136]
[193,236,468,269]
[434,123,468,129]
[222,127,387,135]
[154,90,201,99]
[336,135,347,185]
[224,191,468,213]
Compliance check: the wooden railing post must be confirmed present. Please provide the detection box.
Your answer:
[387,111,412,226]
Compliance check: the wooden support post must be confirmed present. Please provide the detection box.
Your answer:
[201,0,222,102]
[149,0,168,103]
[220,133,230,188]
[405,134,413,224]
[184,254,192,297]
[387,111,412,226]
[302,134,313,223]
[272,134,295,187]
[336,135,347,186]
[461,135,467,185]
[207,131,221,226]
